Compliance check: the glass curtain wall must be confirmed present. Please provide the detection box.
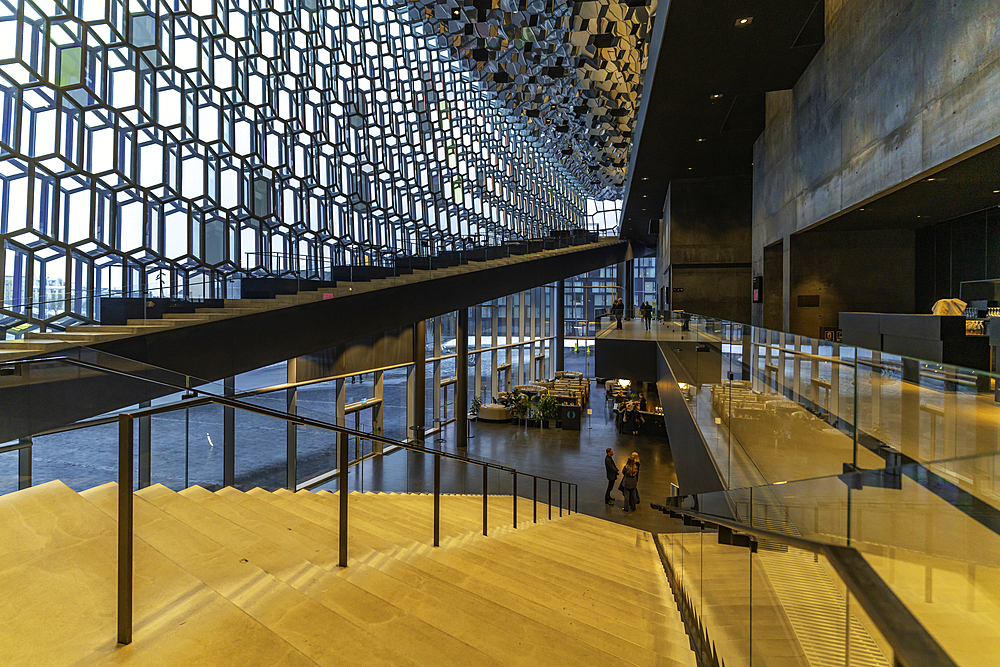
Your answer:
[0,0,597,337]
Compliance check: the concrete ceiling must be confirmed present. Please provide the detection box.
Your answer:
[619,0,824,246]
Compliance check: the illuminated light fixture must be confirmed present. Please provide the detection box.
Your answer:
[617,379,631,388]
[710,94,722,99]
[697,138,706,142]
[736,17,752,26]
[687,167,693,170]
[859,208,865,211]
[774,480,787,485]
[926,177,936,181]
[994,190,999,194]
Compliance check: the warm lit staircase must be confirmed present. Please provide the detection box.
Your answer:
[0,481,697,666]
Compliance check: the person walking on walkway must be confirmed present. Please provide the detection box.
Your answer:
[641,301,653,330]
[621,452,640,511]
[604,448,618,505]
[612,297,624,329]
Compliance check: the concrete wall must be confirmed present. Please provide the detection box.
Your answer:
[752,0,1000,325]
[659,176,752,323]
[789,228,916,337]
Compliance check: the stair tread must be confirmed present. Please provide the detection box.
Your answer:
[82,483,421,667]
[4,481,317,667]
[6,482,695,667]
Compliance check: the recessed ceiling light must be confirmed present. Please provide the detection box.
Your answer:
[736,17,752,26]
[926,178,936,181]
[710,94,722,99]
[697,138,706,142]
[860,208,865,211]
[994,190,999,194]
[643,194,647,197]
[641,177,648,180]
[687,167,693,170]
[917,215,922,218]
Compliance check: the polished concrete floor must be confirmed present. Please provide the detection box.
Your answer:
[317,381,681,534]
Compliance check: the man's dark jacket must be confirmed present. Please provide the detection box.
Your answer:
[605,455,618,481]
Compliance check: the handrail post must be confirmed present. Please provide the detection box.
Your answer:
[548,479,552,520]
[559,482,563,517]
[533,477,537,524]
[338,431,348,567]
[117,414,134,645]
[512,471,517,528]
[482,465,488,536]
[575,485,578,514]
[433,454,440,547]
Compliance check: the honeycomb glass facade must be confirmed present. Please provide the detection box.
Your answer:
[0,0,620,335]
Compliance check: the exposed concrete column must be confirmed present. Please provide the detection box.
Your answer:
[373,370,383,454]
[625,258,635,319]
[286,358,297,490]
[793,335,802,401]
[830,343,841,429]
[506,296,513,387]
[432,317,441,425]
[741,324,752,382]
[782,236,791,333]
[556,279,565,371]
[17,437,30,490]
[528,288,536,382]
[473,305,482,404]
[223,376,235,487]
[408,319,426,443]
[518,291,526,385]
[456,307,469,449]
[491,303,499,399]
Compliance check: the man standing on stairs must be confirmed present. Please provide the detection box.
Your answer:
[604,448,618,505]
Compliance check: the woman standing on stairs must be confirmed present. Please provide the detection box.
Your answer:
[621,453,640,511]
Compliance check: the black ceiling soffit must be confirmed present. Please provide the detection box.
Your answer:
[620,0,824,247]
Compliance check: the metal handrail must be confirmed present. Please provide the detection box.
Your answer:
[6,355,580,645]
[651,503,958,667]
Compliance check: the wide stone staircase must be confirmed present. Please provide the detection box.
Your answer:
[0,481,697,666]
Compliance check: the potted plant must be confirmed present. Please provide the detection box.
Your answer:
[538,395,558,429]
[514,392,531,425]
[526,402,539,428]
[471,395,481,419]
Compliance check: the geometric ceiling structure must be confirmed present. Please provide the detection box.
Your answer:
[407,0,657,200]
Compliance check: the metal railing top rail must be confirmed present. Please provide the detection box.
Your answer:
[652,503,958,667]
[7,355,523,476]
[122,392,518,474]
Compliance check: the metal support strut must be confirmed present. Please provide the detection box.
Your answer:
[117,414,134,645]
[433,455,441,547]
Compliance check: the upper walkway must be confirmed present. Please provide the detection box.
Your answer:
[0,238,628,442]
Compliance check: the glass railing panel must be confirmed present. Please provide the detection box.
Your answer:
[667,526,751,667]
[686,452,1000,666]
[26,420,120,491]
[168,403,225,491]
[0,449,19,494]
